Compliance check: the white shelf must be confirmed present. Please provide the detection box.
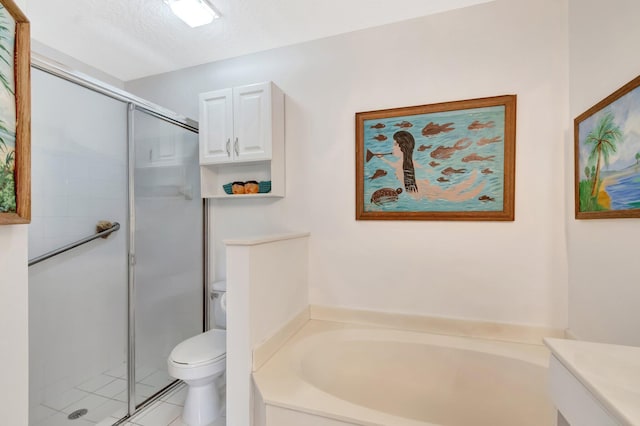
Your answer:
[209,193,283,199]
[200,160,284,198]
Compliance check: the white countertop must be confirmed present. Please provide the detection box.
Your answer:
[544,338,640,426]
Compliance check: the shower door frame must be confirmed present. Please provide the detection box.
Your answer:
[31,54,209,423]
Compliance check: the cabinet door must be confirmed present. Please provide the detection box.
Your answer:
[200,88,233,164]
[233,82,272,162]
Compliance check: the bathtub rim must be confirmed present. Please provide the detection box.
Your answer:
[309,305,565,346]
[253,319,553,426]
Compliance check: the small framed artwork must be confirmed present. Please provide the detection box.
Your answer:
[0,0,29,225]
[356,95,516,221]
[575,75,640,219]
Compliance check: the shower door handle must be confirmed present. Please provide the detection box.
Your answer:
[234,137,239,157]
[225,139,231,157]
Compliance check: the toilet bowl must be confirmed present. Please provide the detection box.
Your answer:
[168,329,226,425]
[168,280,227,426]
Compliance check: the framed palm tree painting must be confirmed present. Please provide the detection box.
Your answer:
[575,75,640,219]
[0,0,29,225]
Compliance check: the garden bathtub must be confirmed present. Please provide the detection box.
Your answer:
[253,320,555,426]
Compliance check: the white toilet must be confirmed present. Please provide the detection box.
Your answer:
[168,281,227,426]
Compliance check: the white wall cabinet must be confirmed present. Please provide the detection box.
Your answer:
[199,82,285,198]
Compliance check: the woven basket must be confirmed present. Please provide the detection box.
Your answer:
[258,181,271,193]
[222,180,271,194]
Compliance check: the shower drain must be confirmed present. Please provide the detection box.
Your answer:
[67,408,88,420]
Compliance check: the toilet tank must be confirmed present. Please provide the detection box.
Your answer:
[210,280,226,329]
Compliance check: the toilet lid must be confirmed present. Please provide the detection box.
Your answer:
[170,329,226,366]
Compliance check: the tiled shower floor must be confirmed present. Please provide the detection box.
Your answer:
[118,385,225,426]
[32,366,176,426]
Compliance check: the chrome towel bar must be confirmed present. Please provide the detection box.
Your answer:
[28,222,120,267]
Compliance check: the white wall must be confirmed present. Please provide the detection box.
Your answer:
[0,225,28,425]
[247,236,309,347]
[226,233,309,426]
[0,0,29,422]
[128,0,569,329]
[567,0,640,346]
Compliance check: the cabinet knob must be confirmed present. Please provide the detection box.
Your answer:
[226,139,231,157]
[234,137,239,156]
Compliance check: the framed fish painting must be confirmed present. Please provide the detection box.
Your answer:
[356,95,516,221]
[0,0,29,225]
[575,75,640,219]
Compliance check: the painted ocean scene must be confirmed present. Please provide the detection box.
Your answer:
[0,4,16,213]
[577,79,640,214]
[363,105,506,213]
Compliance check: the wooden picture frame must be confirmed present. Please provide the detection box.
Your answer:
[356,95,516,221]
[0,0,29,225]
[575,75,640,219]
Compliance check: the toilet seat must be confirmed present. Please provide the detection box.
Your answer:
[169,329,226,366]
[168,329,227,382]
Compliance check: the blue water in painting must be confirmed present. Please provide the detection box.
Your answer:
[605,172,640,210]
[363,106,506,213]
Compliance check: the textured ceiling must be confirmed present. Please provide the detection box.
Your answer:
[23,0,493,82]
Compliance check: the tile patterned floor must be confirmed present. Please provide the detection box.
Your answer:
[31,367,211,426]
[106,385,226,426]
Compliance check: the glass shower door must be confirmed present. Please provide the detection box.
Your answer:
[132,108,203,406]
[29,68,129,425]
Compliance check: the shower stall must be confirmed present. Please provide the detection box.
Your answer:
[28,57,206,425]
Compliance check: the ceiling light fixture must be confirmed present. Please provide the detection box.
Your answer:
[165,0,221,28]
